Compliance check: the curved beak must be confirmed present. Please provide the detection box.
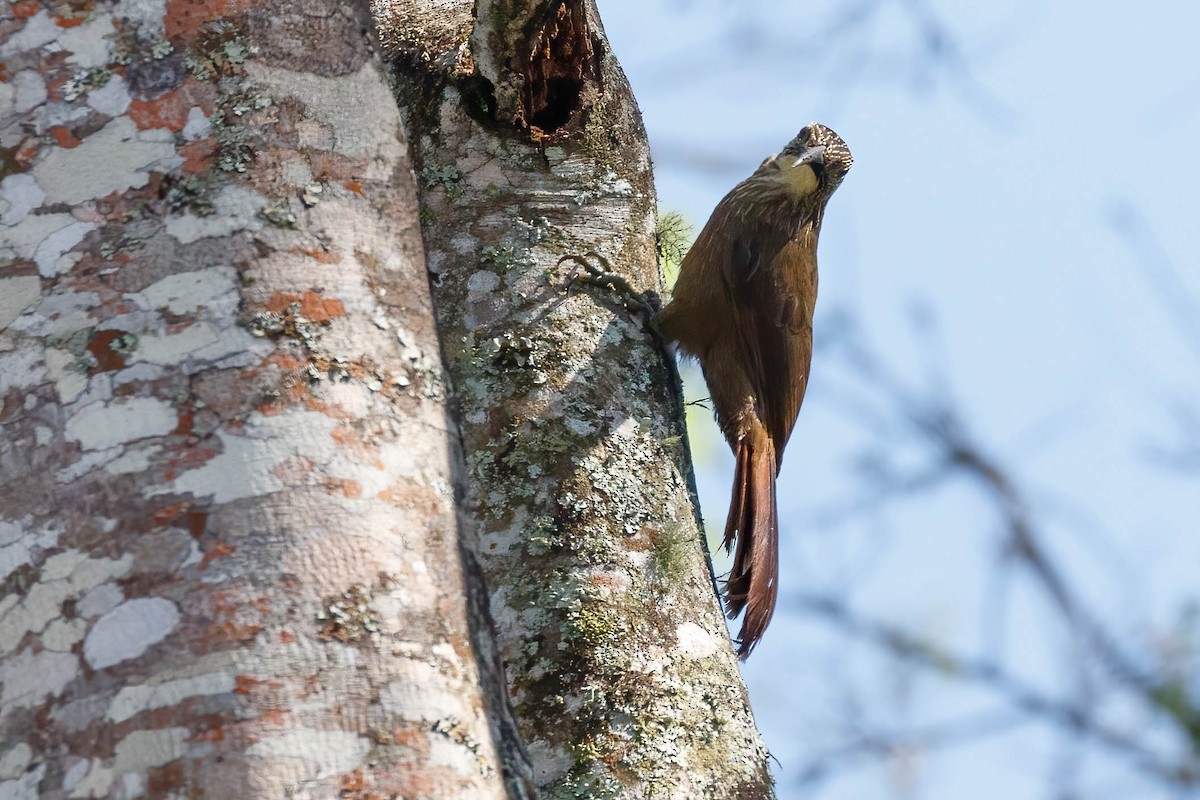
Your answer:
[792,145,826,169]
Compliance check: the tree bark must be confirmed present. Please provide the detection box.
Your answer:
[376,1,773,797]
[1,1,520,797]
[1,0,773,797]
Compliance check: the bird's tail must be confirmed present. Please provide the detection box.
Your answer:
[722,419,779,658]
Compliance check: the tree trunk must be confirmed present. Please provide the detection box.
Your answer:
[377,1,772,797]
[1,1,521,797]
[0,0,772,797]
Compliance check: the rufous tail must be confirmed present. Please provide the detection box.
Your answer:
[722,420,779,658]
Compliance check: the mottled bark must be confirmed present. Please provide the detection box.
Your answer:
[374,0,773,797]
[0,1,519,798]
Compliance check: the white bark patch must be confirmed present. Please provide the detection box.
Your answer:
[59,14,116,68]
[674,621,719,659]
[381,660,470,720]
[64,397,177,451]
[152,408,416,503]
[107,672,236,723]
[77,581,124,618]
[182,106,210,140]
[428,734,485,777]
[0,648,78,708]
[151,427,281,503]
[0,173,46,225]
[42,618,87,652]
[11,70,47,114]
[31,117,177,205]
[66,760,113,798]
[43,348,87,404]
[0,551,130,655]
[245,730,370,779]
[466,270,501,294]
[246,61,404,163]
[83,597,180,670]
[0,340,44,396]
[137,268,239,314]
[112,727,189,773]
[1,213,76,264]
[103,447,155,475]
[0,277,40,329]
[61,758,90,792]
[164,184,265,244]
[0,11,58,56]
[0,742,33,779]
[134,322,255,368]
[7,289,98,338]
[0,763,44,800]
[34,220,96,277]
[85,74,131,117]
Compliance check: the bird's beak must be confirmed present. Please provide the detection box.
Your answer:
[792,145,826,169]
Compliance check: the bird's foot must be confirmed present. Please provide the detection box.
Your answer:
[559,252,662,320]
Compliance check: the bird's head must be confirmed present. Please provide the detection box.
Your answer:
[769,123,853,203]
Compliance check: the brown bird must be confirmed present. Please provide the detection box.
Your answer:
[656,123,852,657]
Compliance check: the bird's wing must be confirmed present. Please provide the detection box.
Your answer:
[723,229,816,464]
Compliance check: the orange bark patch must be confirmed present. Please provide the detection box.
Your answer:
[279,629,296,644]
[53,14,88,28]
[233,674,261,694]
[330,425,357,447]
[179,138,217,174]
[86,329,129,372]
[50,125,83,148]
[163,447,217,481]
[340,771,367,792]
[199,541,235,569]
[147,763,185,794]
[344,180,364,195]
[258,706,286,726]
[126,80,213,132]
[197,726,225,743]
[260,352,305,371]
[264,290,345,323]
[164,0,264,39]
[391,726,427,748]
[13,138,39,170]
[289,245,341,264]
[153,502,193,526]
[11,1,40,18]
[218,621,263,641]
[326,479,361,498]
[188,510,208,537]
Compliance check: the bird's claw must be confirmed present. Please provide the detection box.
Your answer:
[559,252,661,319]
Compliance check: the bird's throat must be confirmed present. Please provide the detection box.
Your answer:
[778,161,820,199]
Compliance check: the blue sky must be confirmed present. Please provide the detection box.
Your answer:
[602,2,1200,797]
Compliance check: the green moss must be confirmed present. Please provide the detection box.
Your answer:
[655,210,693,288]
[651,523,692,590]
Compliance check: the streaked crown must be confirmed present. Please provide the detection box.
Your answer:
[780,123,853,194]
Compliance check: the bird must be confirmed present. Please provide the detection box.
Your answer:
[655,123,852,657]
